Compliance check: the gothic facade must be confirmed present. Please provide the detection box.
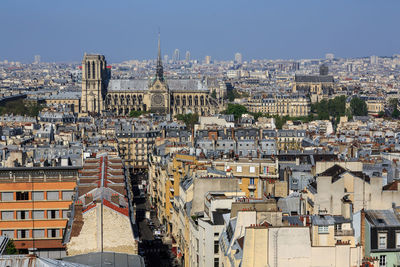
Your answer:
[81,38,224,116]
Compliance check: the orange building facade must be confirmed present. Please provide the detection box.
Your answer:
[0,166,80,258]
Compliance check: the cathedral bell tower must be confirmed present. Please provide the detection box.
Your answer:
[149,33,170,114]
[81,54,109,114]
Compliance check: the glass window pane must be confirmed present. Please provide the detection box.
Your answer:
[1,211,14,220]
[47,191,59,200]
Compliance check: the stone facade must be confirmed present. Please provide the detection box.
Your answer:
[245,94,310,117]
[81,38,223,116]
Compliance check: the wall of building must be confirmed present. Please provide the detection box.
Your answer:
[66,205,137,256]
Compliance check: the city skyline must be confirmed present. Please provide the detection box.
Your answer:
[0,0,399,63]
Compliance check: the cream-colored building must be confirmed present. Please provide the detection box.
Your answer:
[245,94,310,117]
[240,226,361,267]
[305,164,400,215]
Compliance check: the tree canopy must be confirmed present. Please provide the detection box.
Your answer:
[0,99,43,117]
[4,239,17,255]
[311,95,347,120]
[350,97,368,116]
[175,113,199,129]
[129,110,147,117]
[223,103,248,120]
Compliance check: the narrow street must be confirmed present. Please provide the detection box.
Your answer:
[130,170,177,267]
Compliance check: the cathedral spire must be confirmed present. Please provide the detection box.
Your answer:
[156,31,164,81]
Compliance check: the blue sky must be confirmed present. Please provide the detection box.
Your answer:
[0,0,399,63]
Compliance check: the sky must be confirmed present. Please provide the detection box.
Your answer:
[0,0,399,63]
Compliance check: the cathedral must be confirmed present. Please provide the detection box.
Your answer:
[81,37,225,116]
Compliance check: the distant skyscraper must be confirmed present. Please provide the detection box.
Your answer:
[205,55,211,65]
[34,55,41,64]
[319,64,329,75]
[164,55,169,63]
[185,51,190,62]
[370,55,378,65]
[234,52,242,64]
[173,49,180,62]
[325,53,334,60]
[346,63,353,73]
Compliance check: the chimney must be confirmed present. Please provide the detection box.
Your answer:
[360,209,366,257]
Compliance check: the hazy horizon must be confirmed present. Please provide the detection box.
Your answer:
[1,0,399,63]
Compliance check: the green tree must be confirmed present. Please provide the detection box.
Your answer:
[175,113,199,129]
[227,90,235,102]
[392,108,400,119]
[350,97,368,116]
[4,239,17,255]
[0,99,43,117]
[389,98,398,109]
[378,110,385,118]
[129,110,146,117]
[223,104,248,120]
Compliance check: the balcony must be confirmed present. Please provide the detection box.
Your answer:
[170,187,175,193]
[334,229,354,236]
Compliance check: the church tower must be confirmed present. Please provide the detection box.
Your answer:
[149,34,170,114]
[81,54,109,114]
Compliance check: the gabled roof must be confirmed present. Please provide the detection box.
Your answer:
[383,180,400,191]
[318,164,370,183]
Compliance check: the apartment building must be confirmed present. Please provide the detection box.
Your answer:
[0,166,80,258]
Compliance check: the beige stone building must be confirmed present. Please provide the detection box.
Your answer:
[305,164,400,215]
[81,37,224,116]
[245,94,310,117]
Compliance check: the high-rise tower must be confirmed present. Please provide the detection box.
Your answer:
[81,54,109,114]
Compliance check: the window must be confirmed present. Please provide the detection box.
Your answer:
[62,191,74,200]
[214,257,219,267]
[2,230,14,238]
[214,240,219,254]
[397,232,400,248]
[292,179,298,185]
[16,192,29,201]
[1,192,13,201]
[47,229,59,238]
[318,226,329,234]
[378,233,387,249]
[250,178,255,185]
[62,210,69,218]
[236,166,242,173]
[17,211,29,220]
[1,211,13,220]
[32,191,44,200]
[32,229,45,238]
[334,224,342,232]
[17,230,29,239]
[249,166,255,173]
[379,255,386,267]
[47,210,59,219]
[47,191,59,200]
[32,210,44,219]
